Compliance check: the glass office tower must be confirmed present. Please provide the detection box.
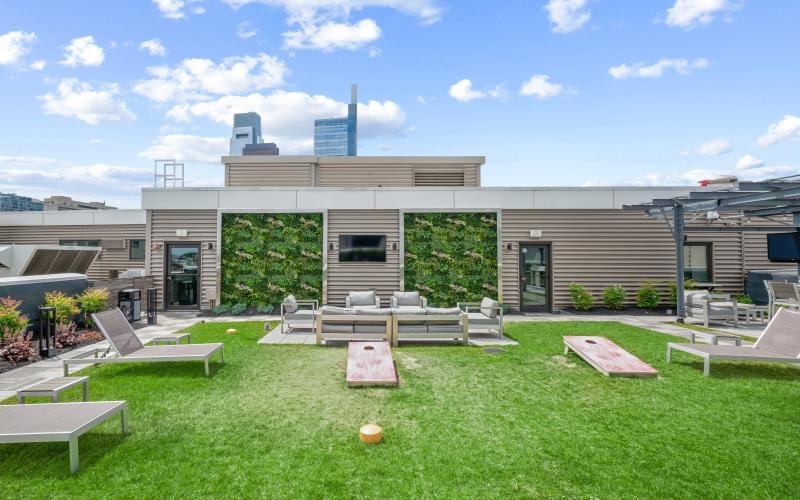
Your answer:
[314,85,357,156]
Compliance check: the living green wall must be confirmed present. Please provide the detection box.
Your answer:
[220,213,323,307]
[404,212,498,307]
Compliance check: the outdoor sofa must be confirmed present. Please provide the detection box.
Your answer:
[683,290,738,328]
[63,308,224,376]
[280,294,318,333]
[392,306,468,346]
[667,308,800,376]
[315,306,392,344]
[458,297,504,338]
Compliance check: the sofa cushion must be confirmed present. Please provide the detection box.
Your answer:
[283,294,299,314]
[426,307,461,315]
[357,307,392,316]
[685,291,709,306]
[468,312,499,325]
[321,305,355,315]
[480,297,499,318]
[427,324,463,334]
[394,291,420,306]
[354,324,389,334]
[392,306,426,325]
[397,324,426,333]
[349,291,376,307]
[356,308,392,325]
[321,323,353,333]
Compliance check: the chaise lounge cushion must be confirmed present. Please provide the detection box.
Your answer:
[283,295,299,314]
[480,297,499,318]
[349,291,377,307]
[394,291,421,307]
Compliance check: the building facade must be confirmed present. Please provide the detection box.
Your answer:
[1,193,43,212]
[230,112,264,156]
[314,85,357,156]
[43,196,116,211]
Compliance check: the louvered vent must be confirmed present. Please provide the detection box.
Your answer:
[101,239,126,249]
[413,171,466,186]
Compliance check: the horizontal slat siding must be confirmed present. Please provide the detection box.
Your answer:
[148,210,218,310]
[319,165,412,187]
[226,164,313,187]
[0,224,146,281]
[327,210,400,306]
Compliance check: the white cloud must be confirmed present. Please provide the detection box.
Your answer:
[133,53,288,103]
[368,46,380,57]
[30,60,46,70]
[139,39,166,57]
[61,36,105,67]
[165,90,406,154]
[138,134,229,164]
[696,137,732,156]
[221,0,442,24]
[39,79,136,125]
[519,74,567,99]
[448,79,504,102]
[665,0,740,29]
[584,161,798,187]
[609,58,708,79]
[544,0,590,34]
[237,22,257,39]
[0,155,150,208]
[735,154,764,170]
[153,0,205,19]
[283,19,381,51]
[756,115,800,147]
[0,31,36,65]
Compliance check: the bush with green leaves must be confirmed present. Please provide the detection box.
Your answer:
[636,282,660,309]
[602,285,626,310]
[0,332,36,363]
[211,304,231,316]
[667,279,697,305]
[256,304,274,315]
[230,303,248,315]
[44,291,80,325]
[77,287,109,327]
[0,297,30,340]
[735,294,754,304]
[569,283,595,311]
[55,322,82,349]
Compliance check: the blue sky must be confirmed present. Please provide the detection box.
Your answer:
[0,0,798,207]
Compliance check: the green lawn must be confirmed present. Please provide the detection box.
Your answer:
[1,320,799,498]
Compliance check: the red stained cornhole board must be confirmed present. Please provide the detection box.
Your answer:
[564,336,658,378]
[346,341,399,387]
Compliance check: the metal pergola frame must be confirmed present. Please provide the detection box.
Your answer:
[624,175,800,321]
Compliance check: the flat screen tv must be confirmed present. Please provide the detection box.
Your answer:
[767,232,800,262]
[339,235,386,262]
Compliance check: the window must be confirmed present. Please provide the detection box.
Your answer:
[684,243,712,282]
[59,240,101,247]
[129,239,146,260]
[235,133,249,139]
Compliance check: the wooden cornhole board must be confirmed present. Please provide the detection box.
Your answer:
[564,336,657,378]
[346,341,398,387]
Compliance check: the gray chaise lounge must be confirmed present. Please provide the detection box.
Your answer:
[0,401,127,473]
[63,309,224,376]
[667,308,800,376]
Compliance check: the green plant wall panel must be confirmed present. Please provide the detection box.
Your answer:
[404,212,498,307]
[220,213,323,306]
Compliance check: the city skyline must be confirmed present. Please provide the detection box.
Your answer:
[0,1,798,207]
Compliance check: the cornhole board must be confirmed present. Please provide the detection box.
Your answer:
[564,336,658,378]
[346,341,398,387]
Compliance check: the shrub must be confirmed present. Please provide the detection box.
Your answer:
[602,285,626,310]
[735,294,754,304]
[211,304,231,316]
[44,291,80,325]
[255,304,274,315]
[77,288,109,327]
[230,302,248,315]
[568,283,595,311]
[80,330,105,343]
[55,322,82,349]
[0,332,37,363]
[667,279,697,305]
[0,297,30,341]
[636,282,661,309]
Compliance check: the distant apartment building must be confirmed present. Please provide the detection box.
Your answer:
[314,85,357,156]
[230,112,263,156]
[0,192,43,212]
[43,196,116,211]
[243,142,279,156]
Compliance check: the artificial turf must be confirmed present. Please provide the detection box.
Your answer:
[1,320,798,498]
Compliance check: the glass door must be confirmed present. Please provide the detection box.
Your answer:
[166,244,199,309]
[520,244,550,312]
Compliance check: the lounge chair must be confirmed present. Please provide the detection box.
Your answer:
[390,291,427,309]
[345,290,381,310]
[63,309,224,376]
[684,290,738,328]
[764,280,800,317]
[0,401,127,473]
[458,297,504,338]
[666,308,800,376]
[280,295,318,333]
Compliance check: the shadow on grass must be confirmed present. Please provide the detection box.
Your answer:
[669,359,800,380]
[92,361,225,379]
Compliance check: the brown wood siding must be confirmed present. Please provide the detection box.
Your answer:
[226,163,313,187]
[148,210,218,310]
[326,210,401,306]
[0,224,146,281]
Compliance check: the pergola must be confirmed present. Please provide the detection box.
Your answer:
[624,175,800,321]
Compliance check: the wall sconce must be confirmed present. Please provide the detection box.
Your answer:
[391,242,398,251]
[150,241,163,251]
[204,242,216,251]
[505,243,514,251]
[329,243,335,251]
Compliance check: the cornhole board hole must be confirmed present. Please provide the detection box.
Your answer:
[564,336,658,378]
[346,341,398,387]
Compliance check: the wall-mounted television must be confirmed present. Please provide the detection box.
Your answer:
[339,235,386,262]
[767,232,800,262]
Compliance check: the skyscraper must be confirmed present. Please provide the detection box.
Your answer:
[230,112,263,155]
[314,85,357,156]
[0,192,43,212]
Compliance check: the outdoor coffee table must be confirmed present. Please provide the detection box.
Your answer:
[17,376,89,403]
[0,401,128,473]
[564,336,658,378]
[346,341,398,387]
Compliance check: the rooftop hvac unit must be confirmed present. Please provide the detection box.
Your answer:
[0,245,102,278]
